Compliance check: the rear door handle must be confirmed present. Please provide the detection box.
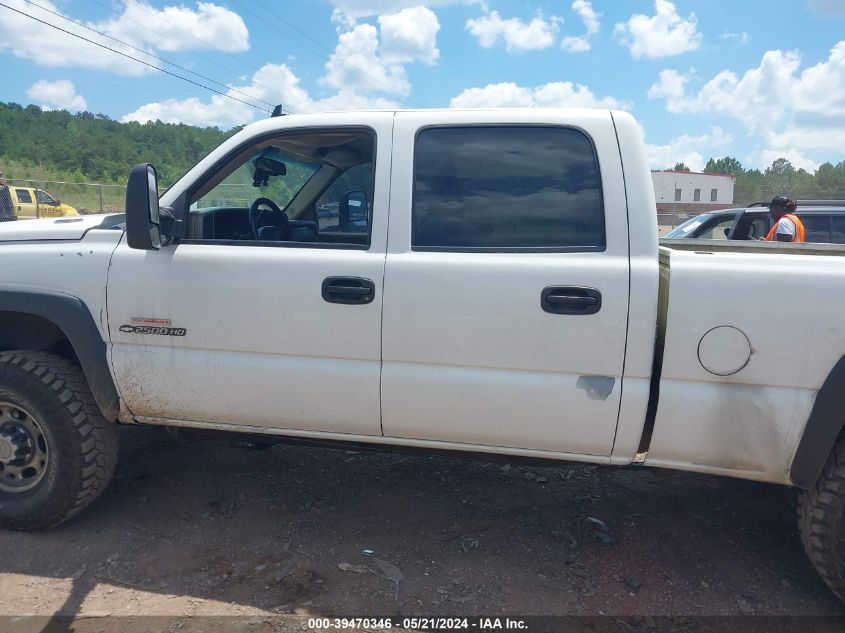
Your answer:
[322,276,375,305]
[541,286,602,315]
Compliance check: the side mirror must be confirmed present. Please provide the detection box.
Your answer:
[339,191,369,230]
[126,163,162,250]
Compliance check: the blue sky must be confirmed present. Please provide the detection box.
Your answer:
[2,0,845,171]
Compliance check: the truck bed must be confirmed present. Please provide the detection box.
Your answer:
[645,240,845,483]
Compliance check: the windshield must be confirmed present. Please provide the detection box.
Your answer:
[190,152,321,211]
[35,190,58,205]
[665,215,712,238]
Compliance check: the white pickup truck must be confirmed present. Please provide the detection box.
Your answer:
[1,109,844,602]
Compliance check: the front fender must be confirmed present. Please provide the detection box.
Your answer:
[790,356,845,488]
[0,288,119,421]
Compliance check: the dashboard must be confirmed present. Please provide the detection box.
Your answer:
[184,207,366,245]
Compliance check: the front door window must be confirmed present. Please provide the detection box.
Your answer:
[186,129,375,248]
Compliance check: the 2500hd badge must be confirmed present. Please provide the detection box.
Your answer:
[119,324,187,336]
[119,318,186,336]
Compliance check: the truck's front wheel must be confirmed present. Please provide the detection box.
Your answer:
[798,433,845,602]
[0,351,118,530]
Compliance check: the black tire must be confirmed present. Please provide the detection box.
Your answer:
[798,432,845,602]
[0,351,118,530]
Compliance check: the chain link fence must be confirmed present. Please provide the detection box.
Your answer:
[4,178,127,216]
[4,178,838,229]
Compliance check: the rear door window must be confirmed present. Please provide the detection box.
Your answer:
[831,217,845,243]
[412,126,605,251]
[801,215,831,243]
[15,189,32,204]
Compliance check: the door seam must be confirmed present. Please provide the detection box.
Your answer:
[378,112,397,436]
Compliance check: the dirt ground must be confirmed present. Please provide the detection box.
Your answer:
[1,425,843,631]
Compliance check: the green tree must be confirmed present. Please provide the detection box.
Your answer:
[0,101,235,186]
[704,156,744,175]
[672,162,691,172]
[733,169,765,206]
[764,158,799,199]
[815,161,845,199]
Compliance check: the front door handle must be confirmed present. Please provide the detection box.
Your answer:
[322,277,375,305]
[541,286,602,315]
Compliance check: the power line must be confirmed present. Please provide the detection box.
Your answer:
[87,0,288,108]
[102,0,416,111]
[92,0,263,75]
[252,0,337,56]
[228,0,333,61]
[22,0,276,111]
[0,2,270,115]
[230,0,420,107]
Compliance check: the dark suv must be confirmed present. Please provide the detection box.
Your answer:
[664,201,845,243]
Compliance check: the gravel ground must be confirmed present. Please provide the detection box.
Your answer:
[0,425,843,632]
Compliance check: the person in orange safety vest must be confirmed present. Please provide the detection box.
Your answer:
[764,196,805,243]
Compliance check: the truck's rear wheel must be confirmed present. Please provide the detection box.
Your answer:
[798,433,845,602]
[0,351,118,530]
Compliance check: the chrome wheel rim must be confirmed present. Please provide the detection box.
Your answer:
[0,402,49,493]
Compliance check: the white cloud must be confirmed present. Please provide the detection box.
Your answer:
[807,0,845,16]
[793,42,845,119]
[648,46,845,132]
[572,0,600,34]
[614,0,702,59]
[122,63,399,127]
[647,50,802,133]
[27,79,87,112]
[746,147,819,172]
[99,0,249,53]
[449,81,630,109]
[766,126,845,154]
[330,0,470,19]
[466,11,562,52]
[648,42,845,167]
[0,0,148,75]
[647,69,690,104]
[643,127,733,171]
[0,0,248,76]
[122,3,439,128]
[561,36,591,53]
[719,31,751,45]
[306,90,398,113]
[450,82,535,108]
[331,8,359,32]
[560,0,601,52]
[323,6,443,99]
[378,6,440,64]
[322,23,411,97]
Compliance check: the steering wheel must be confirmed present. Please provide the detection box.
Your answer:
[249,197,290,241]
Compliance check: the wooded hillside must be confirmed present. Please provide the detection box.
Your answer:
[0,102,234,187]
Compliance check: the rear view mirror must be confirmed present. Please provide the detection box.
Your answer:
[253,156,287,176]
[126,163,161,250]
[252,149,287,187]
